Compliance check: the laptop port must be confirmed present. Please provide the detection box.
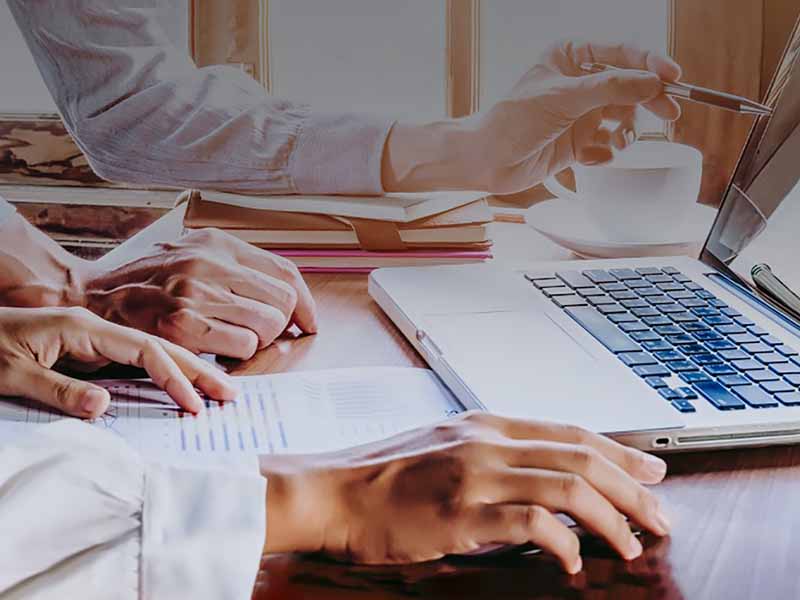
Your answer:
[653,437,671,449]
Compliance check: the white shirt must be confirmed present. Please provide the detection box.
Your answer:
[0,420,266,600]
[7,0,394,196]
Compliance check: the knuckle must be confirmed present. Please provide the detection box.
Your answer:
[190,227,228,245]
[570,445,599,475]
[271,279,298,310]
[559,473,587,508]
[636,486,658,514]
[523,505,547,534]
[561,424,589,445]
[166,275,202,299]
[172,254,211,277]
[64,306,94,325]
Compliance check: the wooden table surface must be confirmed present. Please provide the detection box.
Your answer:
[112,212,800,599]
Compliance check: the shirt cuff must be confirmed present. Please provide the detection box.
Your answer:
[290,111,395,195]
[0,197,17,228]
[142,457,266,599]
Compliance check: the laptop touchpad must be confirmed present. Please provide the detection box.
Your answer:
[421,310,679,434]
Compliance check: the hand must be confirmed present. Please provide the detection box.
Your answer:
[383,40,682,195]
[0,306,237,418]
[82,228,318,359]
[259,411,670,572]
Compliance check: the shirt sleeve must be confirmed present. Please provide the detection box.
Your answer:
[7,0,394,196]
[0,420,266,600]
[0,197,17,229]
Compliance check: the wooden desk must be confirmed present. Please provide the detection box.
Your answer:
[111,213,800,599]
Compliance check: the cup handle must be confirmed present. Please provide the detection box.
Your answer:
[543,172,581,202]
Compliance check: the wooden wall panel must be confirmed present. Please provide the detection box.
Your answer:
[670,0,764,205]
[762,0,800,97]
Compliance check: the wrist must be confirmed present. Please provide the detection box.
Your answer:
[259,454,335,555]
[381,117,486,193]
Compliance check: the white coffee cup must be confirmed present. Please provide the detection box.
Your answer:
[543,141,703,244]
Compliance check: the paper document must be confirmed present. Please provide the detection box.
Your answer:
[0,368,463,464]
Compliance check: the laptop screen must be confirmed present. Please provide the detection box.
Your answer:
[702,20,800,297]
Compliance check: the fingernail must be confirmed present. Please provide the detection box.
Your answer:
[82,388,108,415]
[655,508,672,534]
[624,128,636,145]
[569,556,583,574]
[644,454,667,480]
[626,535,643,560]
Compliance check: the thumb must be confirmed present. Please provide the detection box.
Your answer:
[15,362,110,418]
[556,70,663,120]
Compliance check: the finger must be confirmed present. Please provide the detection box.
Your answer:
[601,106,637,149]
[81,322,206,413]
[207,295,288,350]
[11,362,111,418]
[576,145,613,166]
[158,338,239,402]
[557,70,664,120]
[562,40,682,81]
[492,469,642,561]
[478,416,667,484]
[502,441,669,537]
[226,268,298,327]
[642,94,682,122]
[157,308,259,360]
[230,243,318,333]
[471,503,582,574]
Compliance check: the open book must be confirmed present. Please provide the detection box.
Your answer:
[0,368,463,467]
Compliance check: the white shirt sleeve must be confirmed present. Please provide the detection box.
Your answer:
[7,0,394,196]
[0,197,16,229]
[0,420,266,600]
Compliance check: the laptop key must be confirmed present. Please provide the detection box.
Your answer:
[655,325,683,336]
[705,363,737,376]
[756,353,789,365]
[673,274,692,284]
[747,370,779,383]
[705,339,736,351]
[609,290,639,301]
[661,266,680,274]
[685,282,703,291]
[642,340,673,352]
[643,315,673,326]
[609,268,641,280]
[608,312,638,324]
[620,352,657,367]
[704,316,733,326]
[659,388,682,401]
[646,275,673,284]
[667,334,696,345]
[694,330,723,342]
[636,267,662,276]
[669,291,696,300]
[680,371,712,384]
[734,386,779,408]
[564,307,641,353]
[670,360,699,372]
[776,392,800,406]
[645,376,668,389]
[721,307,742,317]
[577,287,606,297]
[762,335,782,347]
[731,359,764,372]
[692,353,723,366]
[692,307,719,317]
[631,331,661,343]
[620,321,650,333]
[587,295,616,306]
[720,349,749,361]
[734,315,756,327]
[600,283,628,293]
[659,304,686,314]
[694,381,747,410]
[556,271,595,288]
[621,299,650,309]
[626,279,653,289]
[582,269,616,284]
[718,374,751,387]
[761,380,795,394]
[597,303,627,315]
[682,322,710,332]
[680,343,708,355]
[679,298,708,308]
[654,350,684,362]
[742,342,772,354]
[669,312,698,323]
[715,324,747,336]
[634,365,671,378]
[672,399,696,413]
[647,295,672,305]
[542,286,575,297]
[553,295,588,308]
[632,307,662,318]
[636,286,663,296]
[710,299,728,308]
[775,345,799,357]
[525,273,557,283]
[785,374,800,386]
[771,362,800,376]
[656,282,684,292]
[677,387,698,400]
[747,325,770,337]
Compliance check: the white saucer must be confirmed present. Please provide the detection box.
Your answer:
[525,199,717,259]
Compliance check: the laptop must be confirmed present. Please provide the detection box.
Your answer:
[369,24,800,452]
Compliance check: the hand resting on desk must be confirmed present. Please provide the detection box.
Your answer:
[0,306,237,417]
[259,411,671,573]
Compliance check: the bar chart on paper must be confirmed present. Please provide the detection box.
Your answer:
[0,368,463,464]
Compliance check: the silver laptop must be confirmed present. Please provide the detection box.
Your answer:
[369,25,800,452]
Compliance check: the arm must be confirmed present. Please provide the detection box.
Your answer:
[0,420,265,599]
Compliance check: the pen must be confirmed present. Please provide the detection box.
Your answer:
[751,263,800,321]
[579,62,773,116]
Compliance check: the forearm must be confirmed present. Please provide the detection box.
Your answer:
[0,211,92,308]
[381,118,487,193]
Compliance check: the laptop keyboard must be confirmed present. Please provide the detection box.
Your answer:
[525,267,800,414]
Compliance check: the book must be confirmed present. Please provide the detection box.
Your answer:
[271,249,493,272]
[192,189,488,223]
[184,193,493,251]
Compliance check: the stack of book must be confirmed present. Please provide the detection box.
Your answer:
[181,189,493,272]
